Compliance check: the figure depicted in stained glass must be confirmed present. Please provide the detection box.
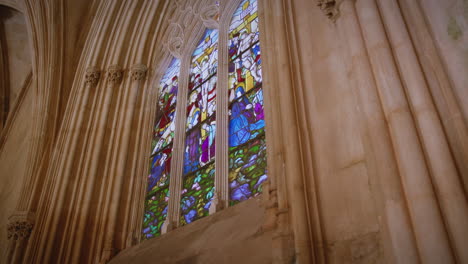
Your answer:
[200,120,216,164]
[184,128,201,175]
[229,88,264,148]
[228,0,259,60]
[159,59,180,111]
[228,44,262,102]
[189,29,219,90]
[186,77,217,130]
[183,119,216,175]
[152,108,176,154]
[148,148,172,193]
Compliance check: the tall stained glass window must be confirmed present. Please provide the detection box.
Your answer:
[228,0,267,205]
[142,58,180,239]
[181,29,218,225]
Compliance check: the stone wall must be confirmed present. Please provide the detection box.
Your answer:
[110,197,273,264]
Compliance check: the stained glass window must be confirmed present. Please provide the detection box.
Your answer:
[228,0,267,205]
[181,29,218,225]
[143,1,268,238]
[142,58,180,239]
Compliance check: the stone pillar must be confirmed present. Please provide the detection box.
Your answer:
[4,211,34,264]
[23,66,100,264]
[397,0,468,195]
[376,0,468,262]
[336,1,419,263]
[66,65,116,263]
[355,0,455,263]
[99,64,144,264]
[259,0,312,262]
[212,1,229,214]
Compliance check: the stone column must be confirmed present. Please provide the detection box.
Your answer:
[24,66,100,263]
[66,65,117,263]
[397,0,468,195]
[376,0,468,262]
[259,0,312,262]
[212,4,229,214]
[355,0,455,263]
[336,1,419,263]
[4,211,34,264]
[99,64,145,263]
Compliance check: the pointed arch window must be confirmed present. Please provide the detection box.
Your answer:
[227,0,266,206]
[142,0,266,240]
[181,28,218,226]
[142,58,180,239]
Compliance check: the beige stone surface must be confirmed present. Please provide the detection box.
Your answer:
[0,83,32,256]
[109,197,273,264]
[0,6,31,117]
[420,0,468,122]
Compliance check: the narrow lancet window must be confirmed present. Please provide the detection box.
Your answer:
[142,58,180,239]
[181,29,218,225]
[228,0,267,205]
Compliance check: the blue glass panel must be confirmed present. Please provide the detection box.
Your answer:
[229,88,265,149]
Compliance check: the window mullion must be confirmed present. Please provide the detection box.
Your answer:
[213,19,230,212]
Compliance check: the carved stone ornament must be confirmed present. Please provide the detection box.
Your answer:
[85,67,101,86]
[130,64,148,81]
[7,221,33,240]
[106,65,123,84]
[200,3,219,29]
[7,211,35,241]
[317,0,341,21]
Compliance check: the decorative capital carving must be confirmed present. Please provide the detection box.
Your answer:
[317,0,342,21]
[106,65,123,84]
[7,221,33,240]
[7,211,35,241]
[130,64,148,81]
[85,66,101,86]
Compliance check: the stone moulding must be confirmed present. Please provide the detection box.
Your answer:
[200,3,220,29]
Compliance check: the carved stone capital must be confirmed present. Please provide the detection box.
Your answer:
[317,0,342,21]
[7,211,35,241]
[130,64,148,81]
[106,65,123,84]
[85,66,101,86]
